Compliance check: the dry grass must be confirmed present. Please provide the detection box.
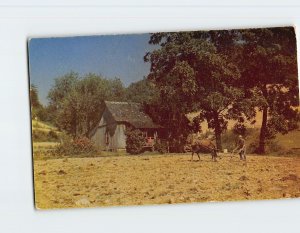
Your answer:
[32,119,61,134]
[33,142,60,151]
[32,119,56,130]
[34,153,300,209]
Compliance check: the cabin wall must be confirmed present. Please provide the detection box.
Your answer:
[91,116,106,149]
[106,124,126,151]
[91,117,126,151]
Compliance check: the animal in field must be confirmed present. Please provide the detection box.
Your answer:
[187,134,218,162]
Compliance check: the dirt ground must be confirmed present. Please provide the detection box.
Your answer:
[33,153,300,209]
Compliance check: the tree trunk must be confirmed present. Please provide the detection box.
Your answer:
[257,105,268,154]
[257,84,269,154]
[213,112,222,150]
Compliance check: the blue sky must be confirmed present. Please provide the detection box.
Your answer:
[28,33,156,105]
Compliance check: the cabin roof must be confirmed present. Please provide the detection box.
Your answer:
[104,101,162,129]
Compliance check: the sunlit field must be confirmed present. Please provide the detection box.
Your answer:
[34,153,300,209]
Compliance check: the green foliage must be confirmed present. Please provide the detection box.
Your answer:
[144,102,191,152]
[145,31,244,150]
[126,78,159,104]
[125,128,145,154]
[190,115,202,133]
[48,72,126,137]
[145,28,299,153]
[30,84,49,122]
[30,84,41,109]
[238,27,298,153]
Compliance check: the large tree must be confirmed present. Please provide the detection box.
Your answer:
[126,77,159,104]
[145,31,245,150]
[239,27,299,153]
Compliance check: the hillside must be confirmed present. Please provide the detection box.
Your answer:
[187,109,263,133]
[32,119,58,133]
[276,130,300,149]
[32,119,61,143]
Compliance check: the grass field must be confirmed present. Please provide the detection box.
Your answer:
[34,153,300,209]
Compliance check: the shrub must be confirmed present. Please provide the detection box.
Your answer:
[266,140,285,153]
[154,139,168,154]
[125,128,145,154]
[55,136,97,156]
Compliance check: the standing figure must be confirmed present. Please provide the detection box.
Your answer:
[233,135,246,161]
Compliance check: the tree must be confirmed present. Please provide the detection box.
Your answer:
[126,77,159,104]
[30,84,48,121]
[48,71,79,111]
[145,31,244,150]
[239,27,299,153]
[48,72,126,137]
[30,84,41,109]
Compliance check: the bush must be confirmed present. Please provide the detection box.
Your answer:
[55,136,97,156]
[154,139,168,154]
[266,140,285,153]
[125,128,145,154]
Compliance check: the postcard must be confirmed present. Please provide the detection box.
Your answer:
[28,27,300,209]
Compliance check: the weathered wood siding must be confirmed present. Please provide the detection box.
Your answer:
[91,116,106,149]
[91,109,126,151]
[106,124,126,151]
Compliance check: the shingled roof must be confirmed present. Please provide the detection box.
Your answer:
[104,101,162,129]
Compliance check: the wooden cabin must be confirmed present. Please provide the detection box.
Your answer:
[89,101,163,151]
